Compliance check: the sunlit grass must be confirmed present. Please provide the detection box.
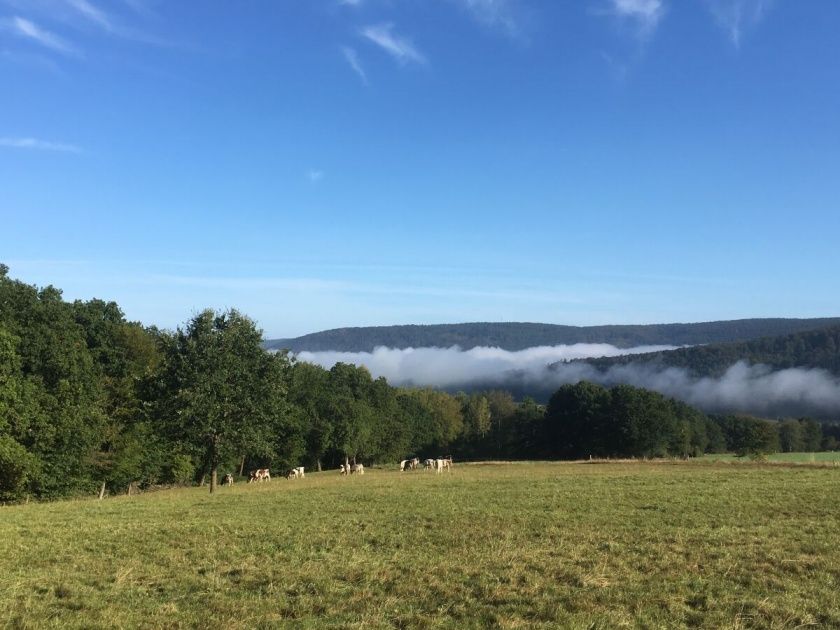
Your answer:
[2,461,839,628]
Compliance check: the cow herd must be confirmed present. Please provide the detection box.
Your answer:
[223,456,454,487]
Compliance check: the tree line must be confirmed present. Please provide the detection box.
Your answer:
[1,265,838,502]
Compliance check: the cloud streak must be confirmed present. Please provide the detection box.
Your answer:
[295,344,840,419]
[342,46,368,84]
[4,16,79,56]
[607,0,665,38]
[704,0,772,47]
[65,0,114,32]
[361,23,426,65]
[454,0,522,38]
[0,137,82,152]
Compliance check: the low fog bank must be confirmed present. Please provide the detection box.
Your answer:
[296,344,840,419]
[297,343,675,389]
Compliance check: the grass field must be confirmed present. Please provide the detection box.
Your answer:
[2,461,840,629]
[701,451,840,464]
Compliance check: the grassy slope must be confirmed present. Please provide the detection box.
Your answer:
[2,462,840,628]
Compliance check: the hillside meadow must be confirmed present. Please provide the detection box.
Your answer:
[2,461,839,629]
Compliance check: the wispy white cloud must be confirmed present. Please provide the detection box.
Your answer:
[0,137,82,152]
[607,0,665,38]
[64,0,113,32]
[3,16,79,56]
[704,0,772,48]
[338,0,363,6]
[307,169,325,183]
[454,0,522,38]
[341,46,368,84]
[361,23,426,65]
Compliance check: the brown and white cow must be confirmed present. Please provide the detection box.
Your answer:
[285,466,304,479]
[248,468,271,483]
[223,473,234,486]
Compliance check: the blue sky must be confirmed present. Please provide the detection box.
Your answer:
[2,0,839,338]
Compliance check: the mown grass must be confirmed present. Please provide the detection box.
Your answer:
[2,461,839,629]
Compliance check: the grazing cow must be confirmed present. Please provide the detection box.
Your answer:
[339,464,348,475]
[410,457,420,470]
[399,459,408,472]
[423,458,434,471]
[296,466,305,478]
[351,463,365,475]
[223,473,234,486]
[248,468,271,483]
[286,468,298,479]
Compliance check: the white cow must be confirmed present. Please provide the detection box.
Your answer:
[351,463,365,475]
[423,458,435,471]
[399,459,409,472]
[339,464,348,475]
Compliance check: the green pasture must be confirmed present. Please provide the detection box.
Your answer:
[701,451,840,464]
[2,461,839,628]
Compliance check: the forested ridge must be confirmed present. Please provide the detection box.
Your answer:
[264,318,840,353]
[2,265,838,504]
[577,326,840,377]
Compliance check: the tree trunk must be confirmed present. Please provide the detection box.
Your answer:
[239,455,245,477]
[98,481,106,500]
[209,436,218,494]
[199,473,206,486]
[126,482,132,496]
[316,458,322,472]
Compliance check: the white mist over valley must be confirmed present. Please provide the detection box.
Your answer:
[296,344,840,419]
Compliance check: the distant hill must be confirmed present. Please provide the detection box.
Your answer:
[264,318,840,353]
[574,325,840,377]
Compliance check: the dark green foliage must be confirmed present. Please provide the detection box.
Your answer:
[584,326,840,377]
[779,420,805,453]
[264,319,840,353]
[711,415,781,456]
[800,418,823,451]
[153,309,289,492]
[543,382,701,459]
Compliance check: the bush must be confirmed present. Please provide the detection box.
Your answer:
[169,454,195,486]
[0,435,39,502]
